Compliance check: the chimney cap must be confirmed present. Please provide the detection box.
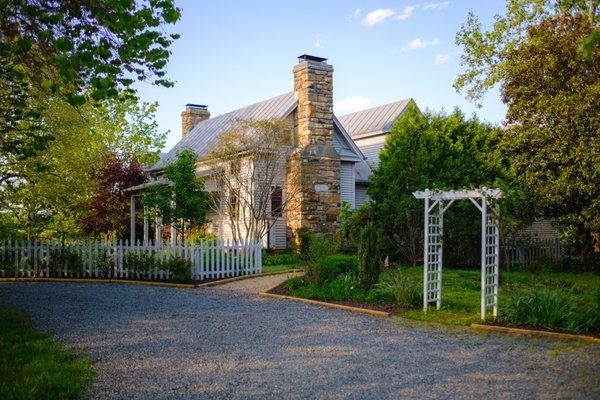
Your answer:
[185,103,208,110]
[298,54,327,63]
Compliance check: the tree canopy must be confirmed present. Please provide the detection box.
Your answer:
[0,0,180,182]
[368,104,511,265]
[142,149,209,240]
[500,12,600,257]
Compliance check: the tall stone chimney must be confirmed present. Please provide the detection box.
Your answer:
[287,55,341,241]
[181,104,210,138]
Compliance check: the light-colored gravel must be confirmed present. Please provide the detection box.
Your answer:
[0,282,598,400]
[213,271,302,294]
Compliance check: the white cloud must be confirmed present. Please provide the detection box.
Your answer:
[362,8,395,27]
[349,8,361,19]
[314,34,321,48]
[402,37,440,51]
[423,2,450,10]
[395,6,416,21]
[435,53,451,64]
[334,96,373,114]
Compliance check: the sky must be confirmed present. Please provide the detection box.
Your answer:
[135,0,508,151]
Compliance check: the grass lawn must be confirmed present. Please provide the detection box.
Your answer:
[262,264,303,274]
[0,307,95,400]
[279,263,600,334]
[399,267,600,328]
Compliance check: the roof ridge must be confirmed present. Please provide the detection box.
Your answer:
[338,98,412,118]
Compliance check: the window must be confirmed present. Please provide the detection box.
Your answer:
[230,160,241,175]
[271,186,283,217]
[229,189,239,219]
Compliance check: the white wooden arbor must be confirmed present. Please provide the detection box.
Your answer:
[413,188,502,320]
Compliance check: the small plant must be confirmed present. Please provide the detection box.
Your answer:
[501,288,600,333]
[358,221,381,291]
[321,254,358,281]
[263,252,299,266]
[295,227,312,259]
[188,231,218,244]
[46,248,83,277]
[165,256,192,283]
[95,249,115,278]
[369,271,421,307]
[123,251,158,279]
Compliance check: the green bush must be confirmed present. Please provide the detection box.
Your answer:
[188,231,218,244]
[123,251,158,279]
[283,273,367,303]
[263,252,299,266]
[358,221,381,291]
[165,256,192,283]
[340,202,375,253]
[501,289,600,333]
[295,227,312,258]
[369,270,421,307]
[46,248,82,277]
[322,254,358,280]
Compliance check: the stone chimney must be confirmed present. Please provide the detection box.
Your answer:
[181,104,210,138]
[287,55,341,241]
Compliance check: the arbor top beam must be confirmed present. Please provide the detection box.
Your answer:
[412,188,502,200]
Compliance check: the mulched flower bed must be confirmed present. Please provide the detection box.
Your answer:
[483,320,600,338]
[267,283,403,315]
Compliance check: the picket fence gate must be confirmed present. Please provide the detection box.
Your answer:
[0,239,262,281]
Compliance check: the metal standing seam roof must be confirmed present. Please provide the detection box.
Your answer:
[337,99,413,139]
[150,92,298,171]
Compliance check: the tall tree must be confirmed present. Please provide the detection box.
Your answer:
[457,1,600,259]
[206,118,302,244]
[455,0,598,104]
[0,0,180,181]
[368,104,511,266]
[142,149,209,241]
[79,157,146,239]
[501,12,600,258]
[0,96,165,240]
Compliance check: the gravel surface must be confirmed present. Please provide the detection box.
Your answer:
[214,271,303,294]
[1,282,598,400]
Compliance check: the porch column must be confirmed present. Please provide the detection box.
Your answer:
[143,206,149,245]
[130,195,136,244]
[155,213,162,244]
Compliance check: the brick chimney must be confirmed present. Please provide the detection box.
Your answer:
[287,55,341,241]
[181,104,210,138]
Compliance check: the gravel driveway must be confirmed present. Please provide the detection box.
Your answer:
[1,282,598,399]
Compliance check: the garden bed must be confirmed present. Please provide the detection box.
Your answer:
[267,283,401,315]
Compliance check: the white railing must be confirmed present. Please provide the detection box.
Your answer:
[0,239,262,282]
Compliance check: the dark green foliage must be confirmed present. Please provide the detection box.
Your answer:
[369,270,422,308]
[339,202,376,253]
[501,289,600,333]
[0,0,180,182]
[123,250,159,279]
[45,248,82,277]
[368,103,516,266]
[142,149,209,238]
[283,274,368,303]
[0,307,95,400]
[263,252,300,266]
[322,254,358,280]
[165,257,192,284]
[294,227,313,259]
[358,221,381,291]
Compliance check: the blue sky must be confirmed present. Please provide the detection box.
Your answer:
[135,1,507,150]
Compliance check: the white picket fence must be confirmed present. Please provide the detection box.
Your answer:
[0,239,262,281]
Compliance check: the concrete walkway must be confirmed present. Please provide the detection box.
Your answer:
[212,271,303,294]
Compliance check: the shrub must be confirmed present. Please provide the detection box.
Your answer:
[295,227,312,258]
[340,202,375,253]
[283,273,367,303]
[263,252,299,266]
[188,231,218,244]
[322,254,358,279]
[358,221,381,291]
[369,271,421,307]
[46,248,82,277]
[123,251,158,279]
[501,289,600,333]
[165,256,192,283]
